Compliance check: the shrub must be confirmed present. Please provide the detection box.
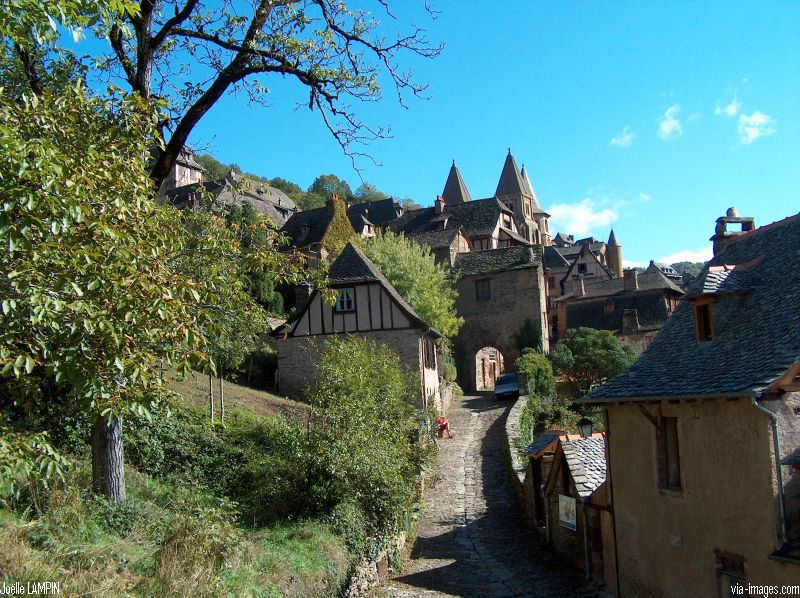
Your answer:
[515,349,555,398]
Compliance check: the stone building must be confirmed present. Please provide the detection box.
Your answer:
[270,243,442,409]
[583,210,800,597]
[167,169,297,225]
[554,267,684,355]
[451,245,549,391]
[543,433,614,590]
[160,147,204,193]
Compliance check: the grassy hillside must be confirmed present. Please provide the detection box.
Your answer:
[168,373,308,422]
[0,382,348,597]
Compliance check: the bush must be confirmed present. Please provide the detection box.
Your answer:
[515,349,555,398]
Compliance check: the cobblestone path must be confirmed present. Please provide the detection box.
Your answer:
[377,394,598,598]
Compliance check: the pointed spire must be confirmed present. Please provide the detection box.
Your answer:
[442,160,472,203]
[608,228,620,247]
[520,164,542,211]
[495,149,527,199]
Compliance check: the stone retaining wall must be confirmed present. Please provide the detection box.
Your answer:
[504,397,527,506]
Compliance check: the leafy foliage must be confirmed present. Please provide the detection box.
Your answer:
[357,231,463,339]
[549,327,636,396]
[514,318,543,353]
[320,194,357,255]
[305,337,430,548]
[0,428,70,507]
[515,349,555,398]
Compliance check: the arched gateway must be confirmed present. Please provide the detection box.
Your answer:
[452,245,549,393]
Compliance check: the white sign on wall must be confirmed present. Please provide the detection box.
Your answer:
[559,494,577,531]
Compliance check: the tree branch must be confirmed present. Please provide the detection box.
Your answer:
[14,44,44,95]
[151,0,200,49]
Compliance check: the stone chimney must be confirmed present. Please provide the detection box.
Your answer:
[574,276,585,296]
[624,268,639,291]
[710,207,756,256]
[435,195,445,215]
[622,308,640,335]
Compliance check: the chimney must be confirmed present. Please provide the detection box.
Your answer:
[435,195,445,215]
[622,308,640,335]
[575,276,585,296]
[624,268,639,291]
[710,207,756,256]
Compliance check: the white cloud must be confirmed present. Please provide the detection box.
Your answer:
[547,198,618,237]
[657,246,713,264]
[623,259,644,269]
[715,97,741,117]
[657,104,683,140]
[737,111,776,144]
[610,126,635,148]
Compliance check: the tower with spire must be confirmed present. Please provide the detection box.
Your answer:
[441,160,472,204]
[495,149,551,246]
[607,228,623,277]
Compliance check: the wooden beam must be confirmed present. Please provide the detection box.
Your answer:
[636,403,660,429]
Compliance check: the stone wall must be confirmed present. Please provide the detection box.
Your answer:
[454,265,548,392]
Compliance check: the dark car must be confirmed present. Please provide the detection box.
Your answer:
[494,372,520,400]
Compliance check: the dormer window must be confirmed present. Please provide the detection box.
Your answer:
[335,287,355,313]
[694,302,713,342]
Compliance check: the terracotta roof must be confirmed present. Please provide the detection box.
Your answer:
[560,435,607,499]
[441,161,473,203]
[454,245,541,276]
[584,212,800,402]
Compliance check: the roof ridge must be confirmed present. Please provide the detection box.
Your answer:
[726,211,800,245]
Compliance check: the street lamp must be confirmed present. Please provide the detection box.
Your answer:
[577,417,593,438]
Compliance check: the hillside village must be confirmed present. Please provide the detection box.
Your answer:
[156,148,800,596]
[1,2,798,598]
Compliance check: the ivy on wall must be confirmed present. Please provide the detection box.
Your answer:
[321,193,357,255]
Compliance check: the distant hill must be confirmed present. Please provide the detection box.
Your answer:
[670,261,705,284]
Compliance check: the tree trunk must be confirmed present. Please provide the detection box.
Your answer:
[208,372,214,420]
[91,415,126,504]
[218,372,225,423]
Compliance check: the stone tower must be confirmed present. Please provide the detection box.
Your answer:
[607,228,623,278]
[495,149,550,245]
[441,160,472,204]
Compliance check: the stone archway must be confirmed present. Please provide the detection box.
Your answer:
[474,346,504,391]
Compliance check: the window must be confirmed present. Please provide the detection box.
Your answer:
[716,552,746,598]
[604,300,615,313]
[475,279,491,302]
[548,276,555,288]
[657,417,682,491]
[423,337,436,369]
[695,303,713,342]
[577,263,588,274]
[335,287,355,312]
[502,214,513,229]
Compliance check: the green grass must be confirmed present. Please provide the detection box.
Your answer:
[168,372,308,423]
[0,462,350,597]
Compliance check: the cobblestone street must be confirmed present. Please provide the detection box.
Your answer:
[378,394,598,598]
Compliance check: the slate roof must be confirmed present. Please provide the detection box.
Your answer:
[523,432,561,457]
[520,164,544,212]
[687,264,759,297]
[453,245,541,276]
[323,243,442,337]
[442,161,473,203]
[389,197,514,239]
[347,198,400,226]
[552,232,575,247]
[553,241,605,259]
[406,228,463,249]
[561,435,607,499]
[585,212,800,402]
[544,245,573,270]
[495,150,529,200]
[558,269,683,301]
[167,177,296,224]
[565,289,679,332]
[607,229,620,247]
[280,205,333,247]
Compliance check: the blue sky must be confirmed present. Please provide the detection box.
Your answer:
[80,1,800,265]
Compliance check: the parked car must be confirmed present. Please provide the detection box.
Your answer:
[494,372,520,400]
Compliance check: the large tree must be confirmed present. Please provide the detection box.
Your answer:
[75,0,440,188]
[357,231,462,339]
[549,327,636,396]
